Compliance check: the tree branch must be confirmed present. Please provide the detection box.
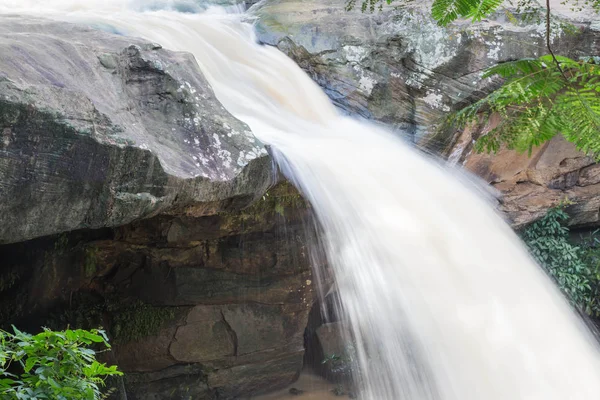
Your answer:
[545,0,569,80]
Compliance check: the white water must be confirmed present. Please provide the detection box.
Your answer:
[3,2,600,399]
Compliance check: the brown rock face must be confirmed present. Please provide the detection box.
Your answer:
[448,121,600,228]
[0,182,319,399]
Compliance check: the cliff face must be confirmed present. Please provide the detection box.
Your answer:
[448,120,600,228]
[0,181,318,399]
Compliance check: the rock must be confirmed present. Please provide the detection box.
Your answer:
[207,353,304,398]
[0,182,319,399]
[316,323,349,360]
[0,16,273,244]
[115,325,180,372]
[315,322,354,382]
[169,306,236,363]
[0,21,309,399]
[448,120,600,228]
[125,366,214,400]
[252,0,600,144]
[289,387,305,395]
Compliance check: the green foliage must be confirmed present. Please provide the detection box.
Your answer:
[431,0,503,25]
[522,207,600,316]
[429,0,599,26]
[321,353,344,365]
[0,327,121,400]
[321,343,357,378]
[452,56,600,158]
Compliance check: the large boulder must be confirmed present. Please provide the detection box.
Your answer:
[0,15,273,244]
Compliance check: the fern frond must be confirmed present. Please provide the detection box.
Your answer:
[453,56,600,159]
[557,89,600,155]
[482,58,542,78]
[431,0,504,25]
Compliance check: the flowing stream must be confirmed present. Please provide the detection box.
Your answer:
[2,1,600,399]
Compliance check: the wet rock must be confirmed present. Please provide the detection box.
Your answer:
[289,387,304,395]
[316,322,354,382]
[169,306,236,363]
[0,16,273,244]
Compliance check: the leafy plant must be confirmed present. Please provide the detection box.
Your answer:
[522,207,600,316]
[321,353,343,365]
[453,56,600,157]
[0,326,121,400]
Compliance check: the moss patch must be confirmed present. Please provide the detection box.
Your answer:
[45,295,178,345]
[110,301,176,344]
[83,246,99,278]
[236,181,307,221]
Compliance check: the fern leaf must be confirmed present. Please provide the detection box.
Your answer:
[454,55,600,159]
[431,0,504,25]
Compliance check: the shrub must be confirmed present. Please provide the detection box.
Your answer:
[0,326,121,400]
[522,207,600,316]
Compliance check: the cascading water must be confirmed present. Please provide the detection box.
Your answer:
[3,1,600,398]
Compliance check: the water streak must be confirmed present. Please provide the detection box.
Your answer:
[2,2,600,398]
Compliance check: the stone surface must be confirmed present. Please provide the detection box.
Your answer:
[314,322,354,382]
[252,0,600,144]
[448,120,600,228]
[315,322,348,360]
[0,182,319,399]
[0,15,273,244]
[169,308,235,363]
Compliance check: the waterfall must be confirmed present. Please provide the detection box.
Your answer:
[2,1,600,398]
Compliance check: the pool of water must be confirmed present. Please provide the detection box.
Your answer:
[250,372,350,399]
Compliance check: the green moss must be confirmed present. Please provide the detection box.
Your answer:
[83,247,99,278]
[235,181,308,222]
[274,203,285,217]
[110,301,176,344]
[45,296,177,345]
